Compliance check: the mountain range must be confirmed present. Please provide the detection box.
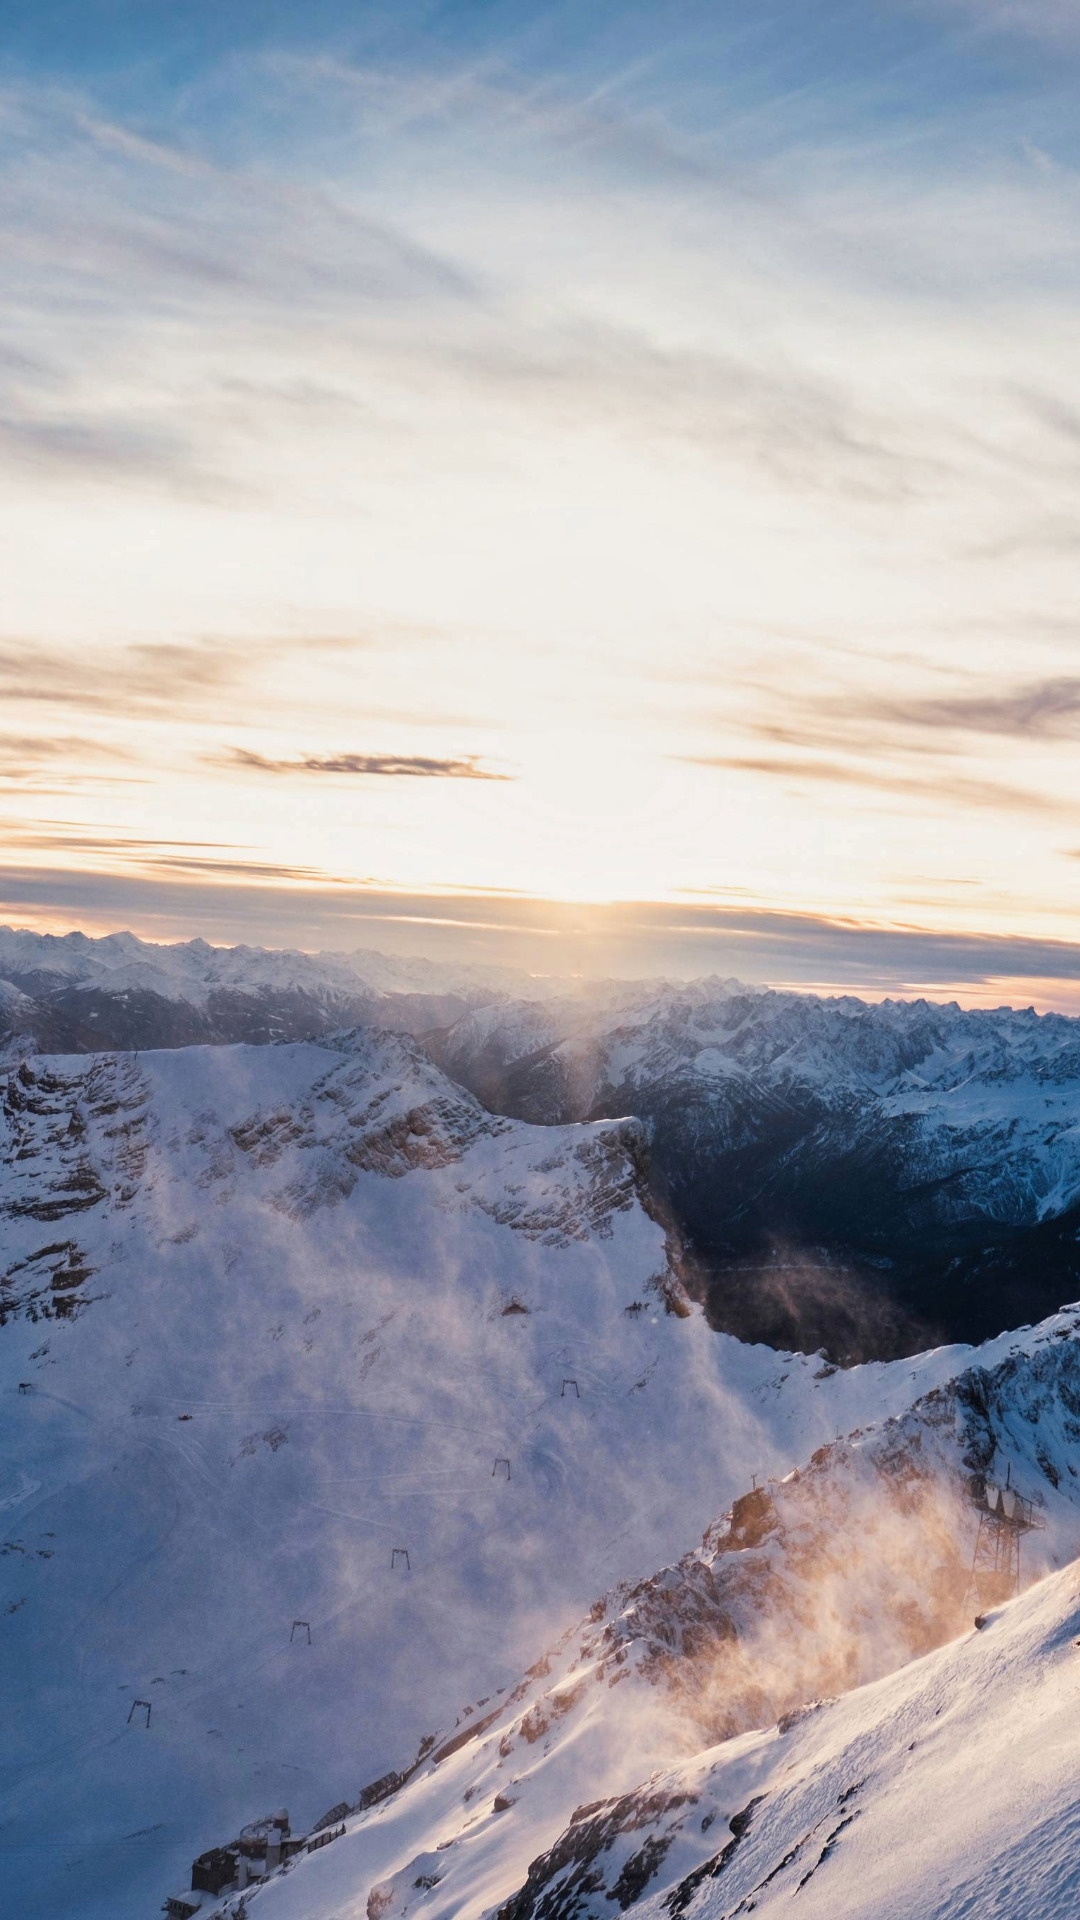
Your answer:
[5,928,1080,1918]
[7,929,1080,1357]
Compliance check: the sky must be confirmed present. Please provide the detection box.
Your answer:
[4,0,1080,1003]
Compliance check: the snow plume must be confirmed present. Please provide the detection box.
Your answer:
[651,1454,976,1746]
[594,1335,1080,1755]
[234,1328,1080,1920]
[2,1027,897,1920]
[705,1238,942,1366]
[9,1027,1080,1920]
[457,1557,1080,1920]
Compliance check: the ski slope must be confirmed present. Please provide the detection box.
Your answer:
[0,1026,1014,1920]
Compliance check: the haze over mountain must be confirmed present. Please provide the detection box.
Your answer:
[244,1313,1080,1920]
[5,927,1080,1919]
[8,928,1080,1359]
[0,1010,979,1920]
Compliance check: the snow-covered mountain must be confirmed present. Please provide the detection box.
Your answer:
[169,1311,1080,1920]
[0,928,542,1007]
[6,1007,1080,1919]
[338,1547,1080,1920]
[12,930,1080,1358]
[429,978,1080,1355]
[0,927,566,1055]
[0,1023,973,1920]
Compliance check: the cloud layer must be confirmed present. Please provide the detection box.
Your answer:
[4,6,1080,1000]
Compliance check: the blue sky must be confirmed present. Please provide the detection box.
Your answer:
[2,1,1071,147]
[4,0,1080,1001]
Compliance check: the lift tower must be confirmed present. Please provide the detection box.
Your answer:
[967,1467,1043,1608]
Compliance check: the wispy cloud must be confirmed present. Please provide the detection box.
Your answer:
[686,753,1066,815]
[842,676,1080,740]
[0,74,480,500]
[914,1,1080,49]
[7,873,1080,1007]
[729,671,1080,762]
[0,819,362,888]
[1,82,477,314]
[4,16,1080,961]
[0,638,249,715]
[223,748,510,780]
[0,410,208,487]
[0,734,133,769]
[0,634,384,721]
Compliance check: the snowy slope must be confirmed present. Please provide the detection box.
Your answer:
[216,1316,1080,1920]
[486,1553,1080,1920]
[0,1026,987,1920]
[442,1555,1080,1920]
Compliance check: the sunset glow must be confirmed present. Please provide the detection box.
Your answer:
[4,1,1080,999]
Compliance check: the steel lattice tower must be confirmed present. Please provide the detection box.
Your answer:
[967,1470,1042,1609]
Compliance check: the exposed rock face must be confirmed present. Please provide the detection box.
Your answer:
[495,1786,701,1920]
[0,1054,153,1326]
[0,1027,667,1262]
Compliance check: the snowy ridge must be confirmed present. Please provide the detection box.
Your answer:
[435,976,1080,1189]
[223,1315,1080,1920]
[0,1026,979,1920]
[0,926,565,1017]
[0,927,553,1056]
[482,1556,1080,1920]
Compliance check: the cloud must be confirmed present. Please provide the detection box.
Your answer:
[700,666,1080,796]
[5,52,1073,529]
[685,753,1066,816]
[0,83,477,316]
[0,409,211,489]
[223,748,511,780]
[0,734,134,770]
[0,74,481,499]
[0,822,237,852]
[433,318,933,504]
[8,877,1080,1007]
[0,819,362,888]
[0,734,145,796]
[137,854,361,883]
[849,676,1080,740]
[913,1,1080,49]
[0,636,319,722]
[0,637,243,713]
